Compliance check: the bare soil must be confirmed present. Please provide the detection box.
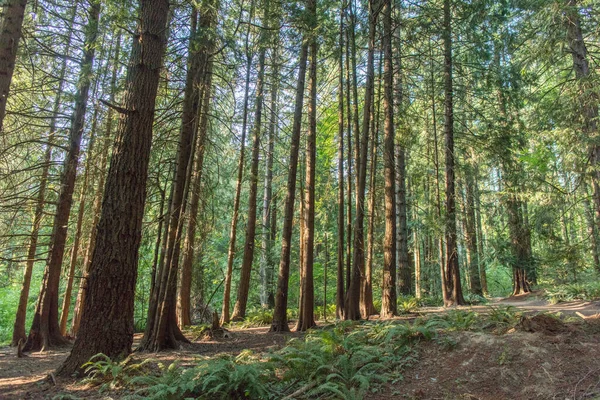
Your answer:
[1,296,599,400]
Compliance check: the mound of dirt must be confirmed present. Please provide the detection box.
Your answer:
[517,314,567,335]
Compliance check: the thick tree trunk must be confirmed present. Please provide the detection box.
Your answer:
[269,43,308,333]
[222,5,254,324]
[58,0,170,375]
[381,0,397,318]
[345,0,375,320]
[345,18,353,294]
[71,34,121,337]
[296,24,317,332]
[11,4,77,346]
[0,0,27,132]
[25,0,101,352]
[231,11,268,321]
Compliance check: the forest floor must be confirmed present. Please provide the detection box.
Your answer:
[1,293,599,400]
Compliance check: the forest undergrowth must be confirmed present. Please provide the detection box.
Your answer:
[32,300,600,400]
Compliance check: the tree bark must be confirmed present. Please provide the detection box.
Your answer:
[442,0,464,307]
[0,0,27,132]
[296,15,317,331]
[345,0,375,320]
[25,0,101,352]
[269,43,308,333]
[71,33,121,337]
[381,0,397,318]
[464,153,482,296]
[58,0,170,375]
[336,0,346,320]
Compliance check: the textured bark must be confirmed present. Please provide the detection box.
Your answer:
[269,43,308,333]
[71,34,121,337]
[345,16,353,294]
[222,4,254,324]
[0,0,27,132]
[25,0,101,352]
[296,21,317,332]
[381,0,397,318]
[11,4,77,346]
[442,0,464,307]
[231,9,268,321]
[178,0,216,328]
[336,0,346,320]
[345,0,375,321]
[58,0,170,375]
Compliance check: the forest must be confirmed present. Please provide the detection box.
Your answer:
[0,0,600,398]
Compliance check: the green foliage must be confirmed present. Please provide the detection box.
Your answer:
[81,354,155,392]
[544,282,600,304]
[397,296,419,314]
[427,310,479,331]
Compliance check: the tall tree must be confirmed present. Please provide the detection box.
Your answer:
[269,42,309,332]
[59,0,170,374]
[442,0,464,306]
[221,2,255,324]
[24,0,101,351]
[346,0,376,320]
[296,0,318,331]
[231,0,269,321]
[381,0,397,318]
[336,0,346,320]
[177,0,217,327]
[71,33,122,336]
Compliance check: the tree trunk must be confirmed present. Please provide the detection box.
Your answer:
[0,0,27,132]
[25,0,101,352]
[564,0,600,248]
[381,0,397,318]
[59,102,100,336]
[222,4,255,324]
[442,0,464,307]
[58,0,170,375]
[269,43,308,333]
[177,0,216,328]
[336,0,345,320]
[231,7,268,321]
[464,155,482,296]
[71,33,121,337]
[11,3,77,346]
[473,169,488,295]
[345,0,375,321]
[296,20,317,332]
[140,7,207,351]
